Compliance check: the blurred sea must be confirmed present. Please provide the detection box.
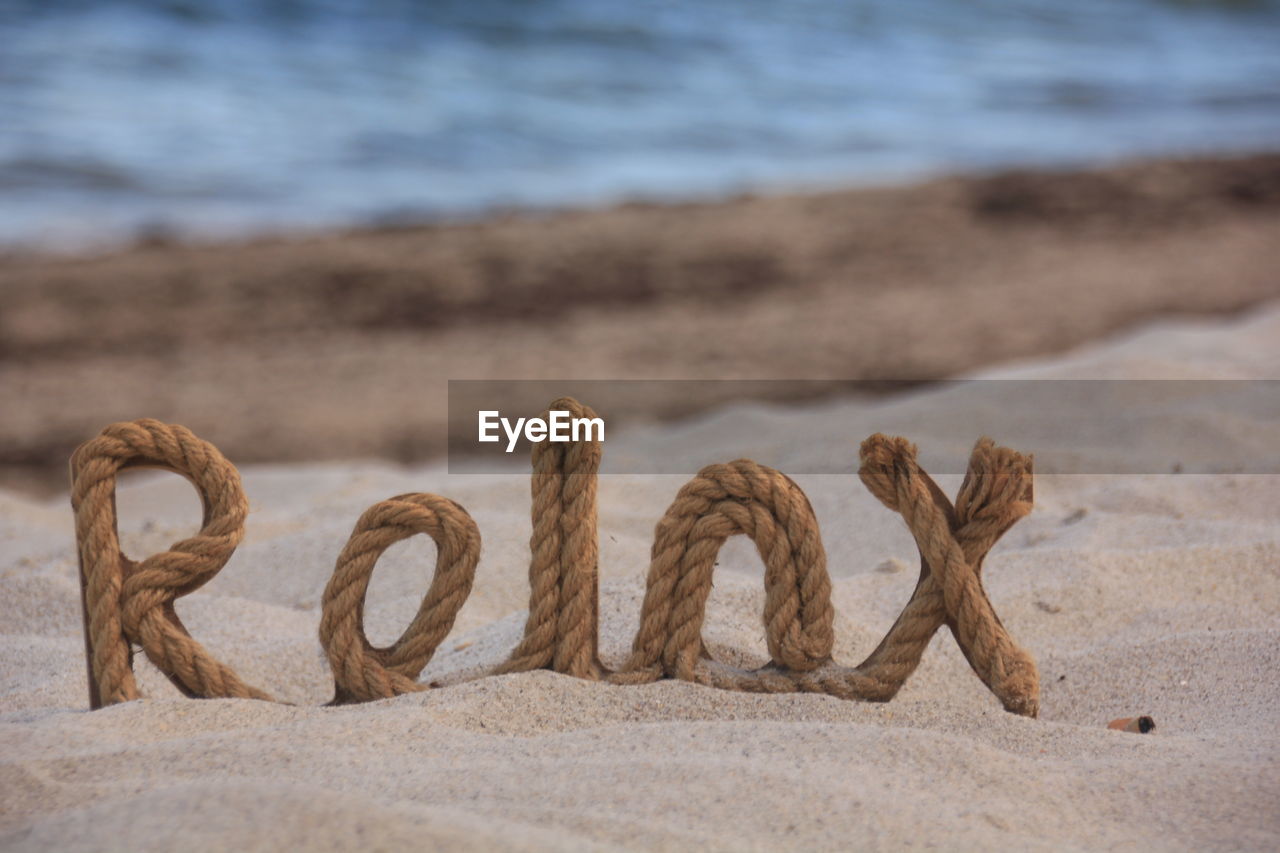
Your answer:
[2,0,1279,248]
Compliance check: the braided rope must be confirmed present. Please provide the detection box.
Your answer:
[608,462,834,686]
[71,400,1040,717]
[319,493,480,703]
[856,436,1038,715]
[71,419,270,704]
[497,397,603,679]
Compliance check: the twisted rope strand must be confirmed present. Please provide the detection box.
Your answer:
[496,397,603,678]
[855,435,1038,715]
[71,399,1039,717]
[72,419,268,704]
[319,493,481,703]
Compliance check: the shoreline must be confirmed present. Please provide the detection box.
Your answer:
[3,151,1279,497]
[8,146,1274,260]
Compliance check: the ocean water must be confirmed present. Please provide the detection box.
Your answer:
[2,0,1279,247]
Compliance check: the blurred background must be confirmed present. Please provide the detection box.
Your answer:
[2,0,1279,494]
[3,0,1280,247]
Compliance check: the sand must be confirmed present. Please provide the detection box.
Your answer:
[4,152,1280,496]
[2,304,1278,850]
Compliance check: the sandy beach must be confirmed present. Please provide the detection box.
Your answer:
[1,302,1277,850]
[6,2,1280,847]
[4,153,1280,497]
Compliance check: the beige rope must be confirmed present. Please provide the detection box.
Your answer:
[71,399,1040,717]
[71,419,270,704]
[319,493,480,703]
[607,461,834,687]
[497,397,604,679]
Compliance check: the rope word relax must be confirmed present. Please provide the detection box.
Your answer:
[70,397,1040,716]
